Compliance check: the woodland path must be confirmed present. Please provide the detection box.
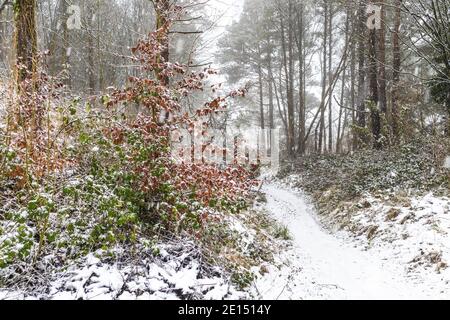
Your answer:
[260,183,433,300]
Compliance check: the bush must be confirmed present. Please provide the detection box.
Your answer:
[281,136,450,201]
[0,10,256,270]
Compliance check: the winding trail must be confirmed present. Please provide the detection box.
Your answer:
[258,183,433,300]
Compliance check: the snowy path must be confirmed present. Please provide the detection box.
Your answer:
[259,183,435,300]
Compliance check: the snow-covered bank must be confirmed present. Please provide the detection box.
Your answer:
[0,195,292,300]
[0,242,247,300]
[332,192,450,296]
[254,182,449,299]
[2,178,448,300]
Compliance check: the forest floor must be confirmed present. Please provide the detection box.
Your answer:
[252,139,449,300]
[252,181,449,299]
[1,176,448,300]
[1,131,448,300]
[0,242,247,300]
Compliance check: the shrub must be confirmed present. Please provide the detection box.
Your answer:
[281,136,450,200]
[0,6,256,269]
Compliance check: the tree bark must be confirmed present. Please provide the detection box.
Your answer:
[350,8,357,151]
[337,10,350,154]
[319,1,328,154]
[258,62,265,130]
[14,0,37,87]
[391,0,402,141]
[328,3,333,153]
[296,4,306,155]
[154,0,170,87]
[267,43,275,130]
[378,0,387,115]
[287,0,295,157]
[368,0,381,149]
[356,0,366,147]
[279,0,295,157]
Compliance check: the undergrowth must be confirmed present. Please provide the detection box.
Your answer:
[0,5,259,291]
[280,136,449,205]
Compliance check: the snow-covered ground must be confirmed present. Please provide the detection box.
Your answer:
[334,192,450,296]
[2,179,448,300]
[0,242,246,300]
[253,182,449,300]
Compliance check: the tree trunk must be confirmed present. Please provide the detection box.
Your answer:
[296,5,306,155]
[154,0,170,121]
[287,0,295,157]
[337,11,350,154]
[368,2,381,149]
[356,0,366,148]
[88,31,96,94]
[62,0,71,88]
[279,1,295,157]
[328,3,333,153]
[97,0,104,91]
[258,63,265,130]
[319,1,328,154]
[378,0,387,116]
[267,45,275,130]
[14,0,37,88]
[350,9,357,151]
[154,0,170,87]
[391,0,402,141]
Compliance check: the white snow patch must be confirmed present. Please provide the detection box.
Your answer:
[334,192,450,297]
[0,243,247,300]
